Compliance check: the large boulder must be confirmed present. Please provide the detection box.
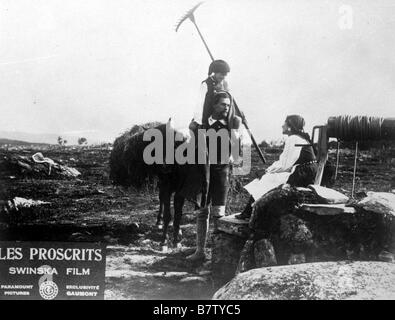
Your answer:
[250,188,395,265]
[356,192,395,216]
[213,261,395,300]
[213,189,395,283]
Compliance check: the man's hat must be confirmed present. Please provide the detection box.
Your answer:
[208,60,230,75]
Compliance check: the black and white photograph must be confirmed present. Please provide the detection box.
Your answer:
[1,0,395,305]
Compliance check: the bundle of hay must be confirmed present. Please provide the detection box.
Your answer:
[109,122,164,189]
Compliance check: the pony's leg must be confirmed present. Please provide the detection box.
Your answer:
[200,192,207,209]
[156,188,164,228]
[200,164,210,208]
[193,194,201,210]
[173,193,185,247]
[161,189,172,248]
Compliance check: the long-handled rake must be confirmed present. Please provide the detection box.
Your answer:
[175,1,266,164]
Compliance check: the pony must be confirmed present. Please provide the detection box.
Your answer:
[109,122,206,247]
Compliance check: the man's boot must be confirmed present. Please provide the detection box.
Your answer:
[212,217,220,233]
[235,196,254,220]
[186,207,209,262]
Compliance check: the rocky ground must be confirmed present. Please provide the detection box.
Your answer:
[0,144,394,299]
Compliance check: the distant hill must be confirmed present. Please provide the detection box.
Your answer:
[0,130,110,145]
[0,138,51,147]
[0,130,68,145]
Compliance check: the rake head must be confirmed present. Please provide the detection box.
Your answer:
[175,1,204,32]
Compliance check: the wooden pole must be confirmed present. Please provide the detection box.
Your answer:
[335,141,340,180]
[351,141,358,198]
[191,18,215,61]
[233,100,266,164]
[314,126,328,185]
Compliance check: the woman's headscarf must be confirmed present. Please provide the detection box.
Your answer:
[285,114,314,147]
[285,115,305,134]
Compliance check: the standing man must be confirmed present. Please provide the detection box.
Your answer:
[188,59,232,217]
[187,91,241,262]
[189,59,231,132]
[186,60,231,263]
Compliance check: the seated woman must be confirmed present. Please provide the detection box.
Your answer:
[236,114,317,220]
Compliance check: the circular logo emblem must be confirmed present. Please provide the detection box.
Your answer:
[39,281,59,300]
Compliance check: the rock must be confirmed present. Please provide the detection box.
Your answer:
[69,232,89,241]
[106,270,153,279]
[356,192,395,216]
[217,213,250,237]
[254,239,277,268]
[153,271,190,278]
[17,160,32,171]
[213,261,395,300]
[6,197,51,211]
[308,185,349,204]
[123,254,161,266]
[212,188,395,280]
[109,238,118,244]
[212,233,246,284]
[300,203,356,215]
[378,251,395,263]
[355,191,368,198]
[288,253,306,265]
[251,187,318,232]
[179,276,207,283]
[5,153,81,179]
[131,222,140,230]
[279,215,313,249]
[126,222,140,234]
[103,235,118,244]
[2,197,51,223]
[235,240,255,275]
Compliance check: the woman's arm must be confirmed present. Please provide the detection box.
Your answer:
[266,135,302,173]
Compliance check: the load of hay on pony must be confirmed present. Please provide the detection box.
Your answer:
[109,121,163,190]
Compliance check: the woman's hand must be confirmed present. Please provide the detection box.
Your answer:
[281,183,291,190]
[232,116,242,130]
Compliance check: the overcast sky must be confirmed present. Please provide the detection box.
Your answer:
[0,0,394,143]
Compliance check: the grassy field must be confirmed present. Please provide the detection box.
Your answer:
[0,143,394,299]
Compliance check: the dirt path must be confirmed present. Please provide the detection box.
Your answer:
[104,227,218,300]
